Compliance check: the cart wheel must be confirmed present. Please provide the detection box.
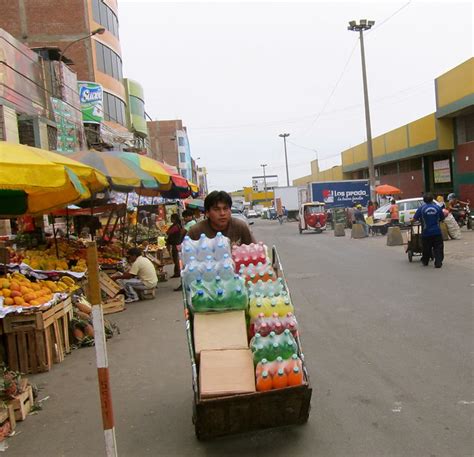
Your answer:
[407,250,413,262]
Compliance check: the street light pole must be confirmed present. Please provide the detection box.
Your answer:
[279,133,290,186]
[348,19,376,202]
[58,27,105,99]
[260,163,268,204]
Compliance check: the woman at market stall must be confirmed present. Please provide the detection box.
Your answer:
[167,213,185,278]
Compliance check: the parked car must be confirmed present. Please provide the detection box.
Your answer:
[374,198,424,224]
[232,207,254,225]
[247,209,258,218]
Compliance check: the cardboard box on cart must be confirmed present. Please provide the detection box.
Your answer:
[199,348,256,398]
[193,310,248,360]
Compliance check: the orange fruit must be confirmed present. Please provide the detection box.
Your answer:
[1,280,10,289]
[20,286,29,294]
[23,293,36,302]
[31,283,40,291]
[30,300,39,306]
[4,297,14,306]
[10,282,20,291]
[11,291,22,298]
[2,289,11,298]
[13,297,24,306]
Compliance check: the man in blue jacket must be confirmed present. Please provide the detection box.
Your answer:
[413,193,445,268]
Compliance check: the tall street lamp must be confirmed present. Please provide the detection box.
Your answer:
[348,19,376,202]
[260,163,268,204]
[59,27,106,63]
[58,27,105,98]
[279,133,290,186]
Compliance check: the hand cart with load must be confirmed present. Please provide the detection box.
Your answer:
[182,246,312,440]
[406,222,423,262]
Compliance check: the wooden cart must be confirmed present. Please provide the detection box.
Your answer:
[183,246,312,440]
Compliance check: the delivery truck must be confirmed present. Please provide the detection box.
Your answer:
[309,180,370,208]
[273,186,306,220]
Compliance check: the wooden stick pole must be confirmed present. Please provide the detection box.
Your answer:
[86,242,118,457]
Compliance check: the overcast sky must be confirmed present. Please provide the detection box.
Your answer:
[119,0,473,191]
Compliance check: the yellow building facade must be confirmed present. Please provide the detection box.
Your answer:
[293,58,473,201]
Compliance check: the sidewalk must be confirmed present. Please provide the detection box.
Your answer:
[365,226,474,270]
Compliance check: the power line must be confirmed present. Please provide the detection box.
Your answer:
[369,1,413,33]
[298,38,359,137]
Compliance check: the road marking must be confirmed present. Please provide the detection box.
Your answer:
[457,400,474,405]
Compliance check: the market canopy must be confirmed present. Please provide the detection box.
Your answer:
[0,142,92,216]
[184,198,204,211]
[375,184,402,195]
[109,151,172,189]
[69,150,161,194]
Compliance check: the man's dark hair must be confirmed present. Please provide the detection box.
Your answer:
[423,192,434,203]
[391,199,396,204]
[127,247,142,258]
[204,191,233,212]
[170,213,181,224]
[182,209,192,218]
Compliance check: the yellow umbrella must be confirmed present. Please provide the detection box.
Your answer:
[38,149,108,193]
[0,142,95,215]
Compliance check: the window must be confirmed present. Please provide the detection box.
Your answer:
[92,0,120,39]
[130,96,145,118]
[405,200,422,210]
[103,92,126,126]
[95,41,104,72]
[95,41,123,82]
[178,136,185,147]
[179,152,186,163]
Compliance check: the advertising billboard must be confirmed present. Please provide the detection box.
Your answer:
[433,159,451,183]
[77,81,103,124]
[311,180,370,208]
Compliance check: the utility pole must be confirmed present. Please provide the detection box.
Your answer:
[348,19,376,202]
[58,27,105,99]
[260,163,268,204]
[279,133,290,186]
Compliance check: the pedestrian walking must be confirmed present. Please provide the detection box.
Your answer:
[413,193,445,268]
[367,200,375,218]
[389,199,399,225]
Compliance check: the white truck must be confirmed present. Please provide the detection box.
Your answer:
[273,186,307,220]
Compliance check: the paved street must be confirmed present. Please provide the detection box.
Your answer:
[5,220,473,457]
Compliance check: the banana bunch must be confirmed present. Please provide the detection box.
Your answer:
[57,276,79,292]
[11,272,28,281]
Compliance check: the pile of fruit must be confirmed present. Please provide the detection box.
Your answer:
[0,273,78,307]
[71,296,119,347]
[0,274,55,307]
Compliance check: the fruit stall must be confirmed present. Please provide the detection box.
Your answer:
[181,234,312,439]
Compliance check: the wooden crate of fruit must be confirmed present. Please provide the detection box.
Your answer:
[3,297,72,373]
[7,379,34,422]
[0,404,16,441]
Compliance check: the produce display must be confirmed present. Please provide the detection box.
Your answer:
[71,296,119,347]
[0,273,58,307]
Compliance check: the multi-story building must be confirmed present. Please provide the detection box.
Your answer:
[147,119,195,180]
[0,28,84,151]
[293,58,474,202]
[123,78,148,152]
[0,0,147,150]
